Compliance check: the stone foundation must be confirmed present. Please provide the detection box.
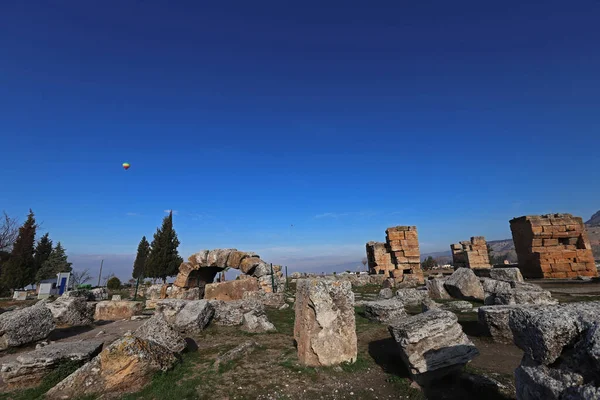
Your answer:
[451,236,491,270]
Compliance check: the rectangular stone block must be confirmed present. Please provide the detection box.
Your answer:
[294,279,357,367]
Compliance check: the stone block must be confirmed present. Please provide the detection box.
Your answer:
[204,278,260,301]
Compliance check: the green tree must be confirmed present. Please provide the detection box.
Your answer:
[36,242,72,282]
[132,236,150,279]
[146,211,183,283]
[1,210,37,289]
[33,233,53,282]
[421,256,437,270]
[107,276,121,290]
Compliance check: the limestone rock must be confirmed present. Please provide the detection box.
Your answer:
[46,296,95,326]
[444,268,485,301]
[89,287,108,301]
[252,261,271,278]
[0,341,103,389]
[94,300,144,321]
[388,309,479,385]
[480,278,512,305]
[444,300,473,313]
[111,295,122,301]
[210,299,264,326]
[240,257,261,274]
[242,291,285,308]
[426,278,452,300]
[204,278,260,301]
[169,285,201,300]
[363,299,407,324]
[45,336,178,399]
[241,311,276,333]
[134,313,187,353]
[294,278,357,367]
[515,363,583,400]
[0,302,55,351]
[490,267,524,283]
[562,385,600,400]
[495,288,557,306]
[378,288,394,300]
[421,298,441,312]
[395,288,429,306]
[155,299,214,333]
[478,305,522,344]
[62,289,92,300]
[226,251,248,269]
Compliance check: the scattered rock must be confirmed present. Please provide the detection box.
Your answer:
[204,278,260,301]
[111,295,122,301]
[576,276,593,282]
[95,330,105,337]
[62,289,92,300]
[155,299,214,333]
[426,278,452,300]
[478,305,523,344]
[210,299,264,326]
[378,288,394,300]
[94,301,144,321]
[241,311,276,333]
[388,309,479,385]
[214,341,258,370]
[45,296,95,326]
[45,336,178,399]
[480,278,512,305]
[0,341,103,389]
[0,302,55,351]
[89,288,108,301]
[515,363,583,400]
[489,267,524,283]
[294,278,357,366]
[279,303,290,310]
[134,313,187,353]
[395,288,429,306]
[444,268,485,301]
[495,288,557,306]
[242,291,285,308]
[444,300,474,313]
[130,315,150,320]
[363,299,407,323]
[421,298,441,312]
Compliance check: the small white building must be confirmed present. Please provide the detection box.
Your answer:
[37,272,73,299]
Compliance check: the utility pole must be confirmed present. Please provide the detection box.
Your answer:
[97,259,104,287]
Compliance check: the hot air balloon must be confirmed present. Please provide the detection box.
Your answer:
[122,162,130,170]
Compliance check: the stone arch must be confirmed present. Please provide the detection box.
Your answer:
[172,248,279,297]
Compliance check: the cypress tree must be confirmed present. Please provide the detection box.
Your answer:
[146,211,183,283]
[132,236,150,279]
[33,233,53,283]
[1,210,37,289]
[36,242,72,282]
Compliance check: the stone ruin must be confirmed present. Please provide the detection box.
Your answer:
[172,248,283,298]
[366,226,424,285]
[451,236,491,270]
[510,213,597,279]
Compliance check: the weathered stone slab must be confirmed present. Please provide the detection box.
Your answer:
[94,301,144,321]
[495,288,557,306]
[210,299,264,326]
[388,309,479,385]
[426,278,451,300]
[294,278,357,366]
[155,299,214,333]
[395,288,429,306]
[378,288,394,300]
[134,313,187,353]
[444,268,485,301]
[490,267,524,283]
[0,302,55,351]
[480,278,511,305]
[0,341,103,389]
[89,287,108,301]
[363,299,407,324]
[214,341,258,370]
[204,278,260,301]
[45,336,178,399]
[242,291,285,308]
[478,305,523,344]
[46,296,95,326]
[515,363,583,400]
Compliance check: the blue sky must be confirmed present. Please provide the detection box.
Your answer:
[1,1,599,280]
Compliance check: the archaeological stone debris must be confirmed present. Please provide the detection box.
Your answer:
[510,213,598,279]
[0,302,55,351]
[451,236,492,270]
[294,278,357,367]
[366,226,424,285]
[94,300,144,321]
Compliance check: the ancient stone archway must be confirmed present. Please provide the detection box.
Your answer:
[173,249,282,297]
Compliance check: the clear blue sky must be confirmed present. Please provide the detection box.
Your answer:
[1,1,599,279]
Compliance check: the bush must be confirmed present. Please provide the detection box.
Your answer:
[107,277,122,290]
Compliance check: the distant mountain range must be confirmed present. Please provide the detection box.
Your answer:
[422,210,600,263]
